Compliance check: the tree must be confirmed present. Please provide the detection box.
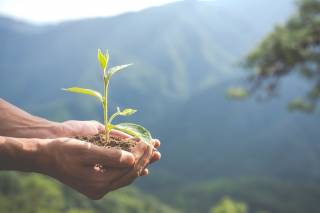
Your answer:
[244,0,320,112]
[210,197,248,213]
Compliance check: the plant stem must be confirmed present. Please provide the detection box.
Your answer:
[103,77,110,143]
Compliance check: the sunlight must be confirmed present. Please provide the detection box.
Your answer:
[0,0,180,24]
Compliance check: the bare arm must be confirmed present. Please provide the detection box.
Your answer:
[0,98,161,163]
[0,136,44,172]
[0,98,104,138]
[0,135,153,199]
[0,98,161,198]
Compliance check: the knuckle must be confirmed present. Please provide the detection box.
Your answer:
[51,123,62,136]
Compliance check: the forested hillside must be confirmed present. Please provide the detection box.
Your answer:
[0,0,294,123]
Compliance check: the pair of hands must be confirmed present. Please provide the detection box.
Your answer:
[43,120,160,200]
[0,99,161,200]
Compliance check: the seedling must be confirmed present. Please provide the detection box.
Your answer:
[63,49,152,144]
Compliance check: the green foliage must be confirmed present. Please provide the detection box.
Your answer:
[1,1,320,213]
[226,87,248,100]
[0,0,294,125]
[94,187,181,213]
[64,49,152,142]
[210,197,248,213]
[112,123,153,143]
[65,210,95,213]
[108,107,137,125]
[0,172,181,213]
[245,0,320,111]
[288,98,315,112]
[158,177,320,213]
[62,87,103,103]
[97,48,109,74]
[0,173,64,213]
[108,64,133,78]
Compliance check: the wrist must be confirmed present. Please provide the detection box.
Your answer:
[0,137,51,173]
[28,138,54,175]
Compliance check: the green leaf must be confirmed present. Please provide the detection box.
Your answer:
[62,87,103,103]
[119,108,137,116]
[97,48,109,72]
[108,64,133,77]
[113,123,152,142]
[108,107,137,125]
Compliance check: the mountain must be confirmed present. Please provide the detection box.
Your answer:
[148,76,320,183]
[138,75,320,212]
[161,177,320,213]
[0,0,295,124]
[3,0,319,212]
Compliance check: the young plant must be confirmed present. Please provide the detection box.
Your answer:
[63,49,152,144]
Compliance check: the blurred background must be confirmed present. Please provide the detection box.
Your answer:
[1,0,320,212]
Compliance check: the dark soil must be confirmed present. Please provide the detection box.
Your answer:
[75,133,138,152]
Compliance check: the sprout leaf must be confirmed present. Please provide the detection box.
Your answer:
[108,64,133,78]
[63,87,103,103]
[113,123,152,143]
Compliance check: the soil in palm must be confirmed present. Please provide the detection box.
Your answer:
[76,133,138,152]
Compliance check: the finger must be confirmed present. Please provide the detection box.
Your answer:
[62,120,101,136]
[108,167,138,191]
[86,145,135,168]
[108,144,152,191]
[150,151,161,164]
[91,121,105,133]
[141,168,149,176]
[131,141,153,174]
[86,120,105,134]
[110,129,132,139]
[134,142,153,175]
[151,139,161,148]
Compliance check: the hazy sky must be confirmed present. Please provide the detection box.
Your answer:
[0,0,181,24]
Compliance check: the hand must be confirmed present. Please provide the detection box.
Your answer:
[54,120,105,137]
[110,130,161,176]
[0,98,161,160]
[40,137,154,200]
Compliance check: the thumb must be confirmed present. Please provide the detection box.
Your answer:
[86,145,135,168]
[61,120,104,137]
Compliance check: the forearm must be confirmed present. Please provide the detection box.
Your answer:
[0,136,47,173]
[0,98,59,138]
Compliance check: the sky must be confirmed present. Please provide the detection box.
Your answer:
[0,0,181,24]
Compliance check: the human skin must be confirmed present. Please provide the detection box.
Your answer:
[0,99,161,199]
[0,135,157,199]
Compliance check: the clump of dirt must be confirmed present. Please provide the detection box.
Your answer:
[75,133,138,152]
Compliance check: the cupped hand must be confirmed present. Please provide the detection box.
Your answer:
[110,130,161,175]
[54,121,161,178]
[40,137,154,200]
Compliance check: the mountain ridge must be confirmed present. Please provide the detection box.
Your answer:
[0,0,295,117]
